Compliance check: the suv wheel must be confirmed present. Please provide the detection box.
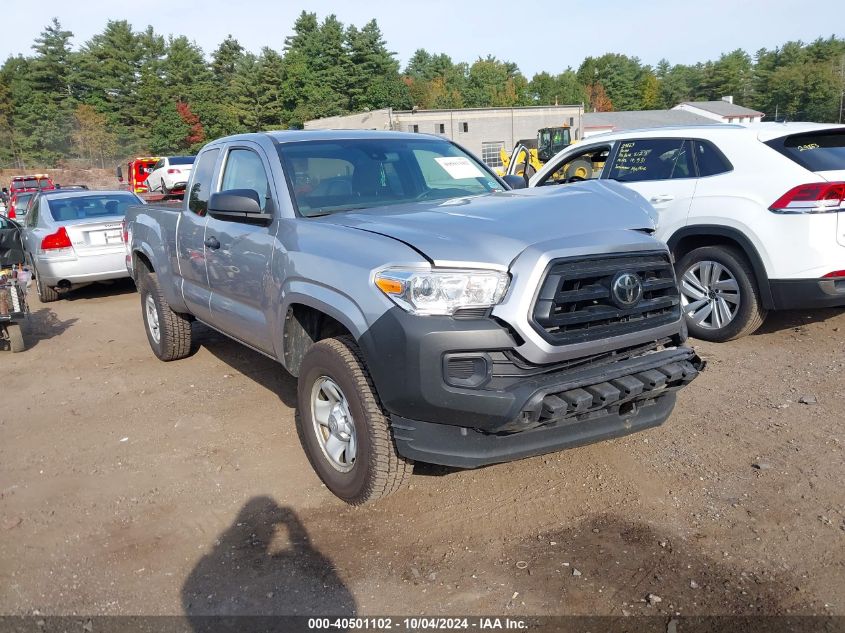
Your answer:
[296,336,412,505]
[139,270,192,360]
[676,246,767,342]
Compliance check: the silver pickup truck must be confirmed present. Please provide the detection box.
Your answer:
[125,130,703,504]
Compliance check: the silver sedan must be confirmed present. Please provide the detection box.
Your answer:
[20,190,143,302]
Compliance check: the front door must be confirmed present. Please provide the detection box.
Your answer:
[205,144,277,353]
[605,138,698,242]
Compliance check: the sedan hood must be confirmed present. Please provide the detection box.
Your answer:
[318,180,656,267]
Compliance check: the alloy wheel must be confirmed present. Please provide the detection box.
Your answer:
[680,260,741,330]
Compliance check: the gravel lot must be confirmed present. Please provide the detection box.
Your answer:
[1,280,843,617]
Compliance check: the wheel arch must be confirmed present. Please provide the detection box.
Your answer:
[667,225,774,309]
[279,286,369,377]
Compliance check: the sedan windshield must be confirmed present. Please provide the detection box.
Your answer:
[276,138,503,217]
[47,194,140,222]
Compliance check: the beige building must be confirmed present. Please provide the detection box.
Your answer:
[305,105,584,168]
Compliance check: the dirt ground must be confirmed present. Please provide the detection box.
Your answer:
[0,280,843,619]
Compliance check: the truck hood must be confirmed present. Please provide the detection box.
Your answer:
[318,180,657,267]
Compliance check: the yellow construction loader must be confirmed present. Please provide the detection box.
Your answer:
[499,125,590,180]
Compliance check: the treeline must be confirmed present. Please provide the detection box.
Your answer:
[1,12,843,168]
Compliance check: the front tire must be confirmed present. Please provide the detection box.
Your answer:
[296,336,412,505]
[138,270,192,361]
[676,246,767,342]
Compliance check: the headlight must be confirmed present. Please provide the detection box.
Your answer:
[374,267,510,316]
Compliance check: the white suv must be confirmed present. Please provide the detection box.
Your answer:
[145,156,195,195]
[529,123,845,341]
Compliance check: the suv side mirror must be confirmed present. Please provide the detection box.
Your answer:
[502,174,527,190]
[208,189,273,225]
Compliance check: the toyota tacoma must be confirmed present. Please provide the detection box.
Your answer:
[124,130,703,504]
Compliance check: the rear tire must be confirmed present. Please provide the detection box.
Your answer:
[296,336,412,505]
[7,323,24,352]
[676,245,767,342]
[161,180,170,195]
[138,270,192,361]
[34,265,60,303]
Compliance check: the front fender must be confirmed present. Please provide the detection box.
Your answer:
[275,279,372,374]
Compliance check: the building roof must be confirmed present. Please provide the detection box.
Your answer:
[583,109,717,131]
[676,100,763,117]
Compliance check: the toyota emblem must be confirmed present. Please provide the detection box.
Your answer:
[611,272,643,308]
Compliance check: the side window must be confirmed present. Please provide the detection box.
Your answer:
[540,145,610,185]
[27,199,39,227]
[221,148,271,211]
[693,139,732,177]
[608,139,693,182]
[154,160,165,171]
[188,148,220,216]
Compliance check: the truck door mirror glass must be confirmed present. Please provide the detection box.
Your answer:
[208,189,272,225]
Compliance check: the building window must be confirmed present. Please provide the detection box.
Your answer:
[569,117,574,127]
[410,124,419,133]
[437,123,445,134]
[462,122,469,133]
[481,141,506,168]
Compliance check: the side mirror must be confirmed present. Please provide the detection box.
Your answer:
[502,174,527,190]
[208,189,273,225]
[116,166,123,182]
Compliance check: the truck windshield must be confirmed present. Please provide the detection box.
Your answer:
[276,138,503,217]
[13,178,51,190]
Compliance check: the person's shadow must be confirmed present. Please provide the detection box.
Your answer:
[182,496,356,632]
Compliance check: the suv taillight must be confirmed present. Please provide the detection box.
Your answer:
[41,227,72,250]
[823,270,845,278]
[770,182,845,213]
[8,207,15,219]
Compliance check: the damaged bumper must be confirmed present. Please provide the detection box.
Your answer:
[391,347,704,469]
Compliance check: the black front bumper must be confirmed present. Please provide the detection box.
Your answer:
[392,392,677,468]
[770,278,845,310]
[358,308,702,466]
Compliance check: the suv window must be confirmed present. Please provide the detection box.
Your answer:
[221,149,271,211]
[608,139,693,182]
[767,129,845,172]
[539,145,611,185]
[693,139,732,177]
[188,148,220,216]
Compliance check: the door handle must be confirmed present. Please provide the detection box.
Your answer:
[650,194,674,203]
[204,236,220,250]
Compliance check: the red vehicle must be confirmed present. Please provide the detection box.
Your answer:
[117,157,160,194]
[10,173,55,194]
[6,191,36,220]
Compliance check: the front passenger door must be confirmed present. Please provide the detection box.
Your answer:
[205,144,278,353]
[605,138,697,241]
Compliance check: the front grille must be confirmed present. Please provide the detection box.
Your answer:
[532,252,680,345]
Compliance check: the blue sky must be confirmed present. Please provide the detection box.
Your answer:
[2,0,842,77]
